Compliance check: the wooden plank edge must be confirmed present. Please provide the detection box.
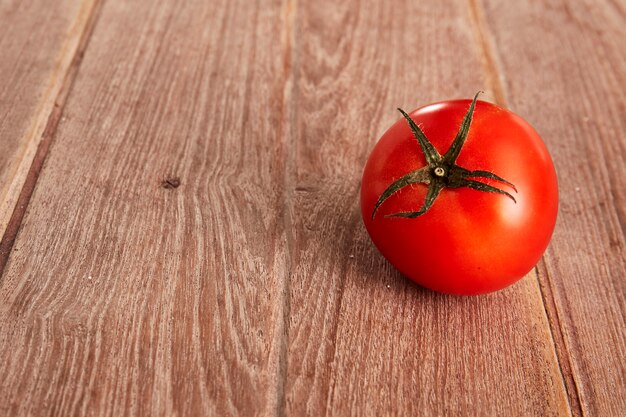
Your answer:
[535,262,585,417]
[467,0,507,106]
[272,0,298,415]
[0,0,105,279]
[467,0,579,415]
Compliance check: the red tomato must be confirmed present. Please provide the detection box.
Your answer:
[360,94,558,295]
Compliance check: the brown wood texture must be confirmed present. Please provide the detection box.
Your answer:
[0,0,289,415]
[0,0,624,416]
[482,0,626,415]
[284,0,568,416]
[0,0,97,241]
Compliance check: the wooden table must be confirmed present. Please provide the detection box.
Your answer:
[1,0,624,415]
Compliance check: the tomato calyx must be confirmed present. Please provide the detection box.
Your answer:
[372,92,518,219]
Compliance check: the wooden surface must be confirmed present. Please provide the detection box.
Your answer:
[0,0,624,416]
[0,0,97,246]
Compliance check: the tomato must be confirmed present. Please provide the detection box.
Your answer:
[360,93,558,295]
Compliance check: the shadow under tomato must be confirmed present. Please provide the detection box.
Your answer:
[301,183,514,336]
[316,193,435,300]
[333,202,501,303]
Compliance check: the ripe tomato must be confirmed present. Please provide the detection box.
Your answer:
[360,93,558,295]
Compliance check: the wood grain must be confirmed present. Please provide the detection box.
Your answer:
[284,0,569,415]
[0,0,98,242]
[0,0,290,415]
[1,0,624,415]
[481,0,626,415]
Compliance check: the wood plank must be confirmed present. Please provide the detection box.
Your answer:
[481,0,626,415]
[0,0,290,415]
[0,0,98,242]
[284,0,570,415]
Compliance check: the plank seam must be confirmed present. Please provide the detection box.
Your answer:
[274,0,298,415]
[467,0,582,415]
[0,0,106,280]
[467,0,507,106]
[535,264,585,417]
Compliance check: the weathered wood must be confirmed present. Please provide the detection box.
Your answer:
[482,0,626,415]
[1,0,624,415]
[0,0,290,415]
[284,0,570,415]
[0,0,98,243]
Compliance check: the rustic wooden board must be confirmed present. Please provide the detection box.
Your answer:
[284,0,570,415]
[0,0,98,244]
[0,0,290,415]
[482,0,626,415]
[1,0,623,415]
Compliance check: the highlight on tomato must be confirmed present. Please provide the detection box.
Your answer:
[360,92,558,295]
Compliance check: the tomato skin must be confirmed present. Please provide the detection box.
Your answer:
[360,99,558,295]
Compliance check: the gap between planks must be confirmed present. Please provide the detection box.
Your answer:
[467,0,582,415]
[274,0,298,415]
[0,0,105,279]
